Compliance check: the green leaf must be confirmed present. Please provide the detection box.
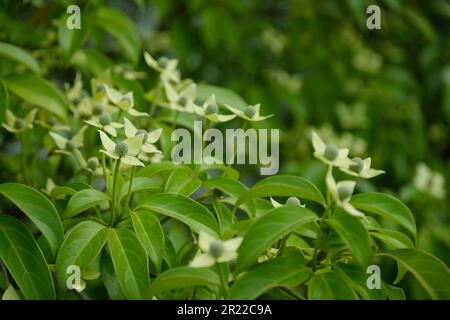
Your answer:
[147,267,220,298]
[136,161,184,178]
[94,7,140,65]
[0,183,63,257]
[228,252,310,299]
[236,175,326,207]
[327,211,371,267]
[379,249,450,299]
[197,84,247,110]
[137,193,220,237]
[205,176,255,217]
[371,228,414,250]
[58,15,88,61]
[0,42,40,73]
[55,221,107,293]
[100,249,124,300]
[237,206,318,272]
[64,189,109,218]
[350,193,417,242]
[3,73,67,120]
[131,210,164,272]
[164,168,201,196]
[70,49,114,76]
[308,271,358,300]
[0,215,55,299]
[108,228,149,299]
[0,76,8,123]
[118,177,161,203]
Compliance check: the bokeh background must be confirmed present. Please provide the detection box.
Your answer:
[1,0,449,299]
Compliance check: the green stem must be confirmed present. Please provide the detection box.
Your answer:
[149,84,160,117]
[110,159,121,226]
[217,263,229,298]
[19,133,29,185]
[124,166,136,212]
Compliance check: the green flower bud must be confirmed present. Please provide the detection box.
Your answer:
[244,105,257,119]
[205,104,218,115]
[324,144,339,161]
[136,129,148,142]
[120,95,132,105]
[99,113,112,125]
[209,241,224,258]
[178,96,188,107]
[157,57,169,68]
[96,84,105,93]
[350,157,364,173]
[115,141,128,157]
[286,197,301,206]
[14,119,25,130]
[71,97,81,105]
[66,140,76,151]
[87,157,99,170]
[337,184,353,201]
[46,116,57,126]
[93,104,104,115]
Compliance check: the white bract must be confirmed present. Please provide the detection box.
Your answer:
[49,126,86,155]
[189,95,236,123]
[104,85,148,117]
[190,231,243,268]
[144,52,180,83]
[340,157,385,179]
[2,109,38,134]
[98,130,144,167]
[270,196,305,208]
[225,103,272,122]
[85,113,123,137]
[123,118,162,161]
[311,130,352,168]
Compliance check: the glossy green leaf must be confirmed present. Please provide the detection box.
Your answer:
[165,168,201,196]
[0,76,8,123]
[137,193,220,237]
[64,189,109,218]
[308,271,358,300]
[236,175,325,207]
[147,267,220,298]
[100,249,124,300]
[131,210,164,272]
[0,215,55,299]
[57,16,88,61]
[371,228,414,250]
[0,42,40,73]
[327,211,371,267]
[118,177,161,203]
[237,206,318,271]
[55,221,107,293]
[0,183,63,257]
[350,193,416,242]
[379,249,450,299]
[229,252,310,299]
[136,161,184,178]
[3,73,67,120]
[94,7,140,64]
[108,228,149,300]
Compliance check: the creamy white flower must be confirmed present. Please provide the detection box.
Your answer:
[104,85,148,117]
[311,130,352,168]
[144,52,180,83]
[189,95,236,123]
[98,130,144,167]
[49,126,87,155]
[190,231,243,268]
[326,168,366,219]
[2,108,38,134]
[84,113,123,137]
[340,157,385,179]
[413,163,446,199]
[270,197,305,208]
[163,81,197,112]
[123,118,162,155]
[224,103,272,122]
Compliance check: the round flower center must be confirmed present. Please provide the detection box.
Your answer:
[205,104,218,115]
[120,95,132,105]
[286,197,301,206]
[337,185,353,201]
[87,157,99,170]
[324,144,339,161]
[93,104,104,115]
[350,157,364,173]
[136,129,148,142]
[209,241,224,258]
[244,105,256,118]
[14,119,25,129]
[71,97,81,105]
[46,116,57,126]
[114,141,128,157]
[96,84,105,93]
[157,57,169,68]
[99,113,112,125]
[178,96,188,107]
[65,140,76,151]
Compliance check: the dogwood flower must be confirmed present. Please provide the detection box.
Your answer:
[311,130,352,168]
[49,126,87,155]
[65,72,83,105]
[326,168,366,219]
[270,196,305,208]
[104,85,148,117]
[163,81,197,112]
[144,52,180,83]
[2,109,38,133]
[36,115,70,131]
[85,113,123,137]
[123,118,162,156]
[340,157,385,179]
[189,231,243,268]
[75,154,104,175]
[190,95,236,123]
[224,103,272,122]
[98,130,145,167]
